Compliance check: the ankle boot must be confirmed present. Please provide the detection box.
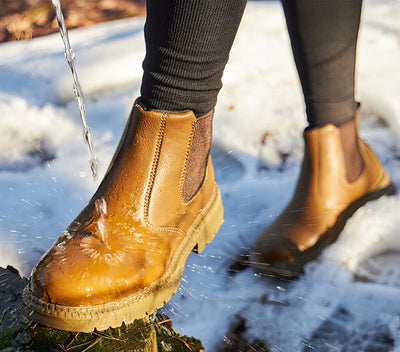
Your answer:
[22,100,224,332]
[250,115,395,278]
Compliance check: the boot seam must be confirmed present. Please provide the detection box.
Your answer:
[179,120,197,205]
[315,130,321,198]
[358,141,387,191]
[143,113,186,235]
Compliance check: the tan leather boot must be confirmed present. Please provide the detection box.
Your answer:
[22,100,224,332]
[250,115,394,278]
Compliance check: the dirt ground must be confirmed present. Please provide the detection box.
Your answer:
[0,0,145,42]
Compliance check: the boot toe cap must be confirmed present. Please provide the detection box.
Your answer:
[30,231,167,307]
[250,234,303,276]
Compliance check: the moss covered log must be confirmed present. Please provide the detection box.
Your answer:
[0,266,203,352]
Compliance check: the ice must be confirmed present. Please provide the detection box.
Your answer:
[1,0,400,350]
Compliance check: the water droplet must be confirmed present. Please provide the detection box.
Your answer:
[95,198,110,248]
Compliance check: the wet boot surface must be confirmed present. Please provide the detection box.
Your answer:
[0,266,204,352]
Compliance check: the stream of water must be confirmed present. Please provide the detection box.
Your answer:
[51,0,99,179]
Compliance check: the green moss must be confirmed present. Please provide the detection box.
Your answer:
[0,324,29,351]
[0,314,202,351]
[154,314,204,352]
[0,332,13,349]
[29,319,156,351]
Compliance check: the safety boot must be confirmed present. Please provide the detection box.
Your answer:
[23,100,223,331]
[250,115,394,277]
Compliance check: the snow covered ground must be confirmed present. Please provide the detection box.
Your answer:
[1,0,400,350]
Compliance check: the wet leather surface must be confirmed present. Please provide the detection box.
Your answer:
[252,118,391,268]
[31,103,216,306]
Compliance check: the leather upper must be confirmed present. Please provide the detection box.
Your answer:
[252,120,391,266]
[30,103,216,306]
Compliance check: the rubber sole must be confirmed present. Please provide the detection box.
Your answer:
[22,183,224,332]
[250,178,396,279]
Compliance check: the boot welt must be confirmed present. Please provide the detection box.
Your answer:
[252,180,396,279]
[22,183,224,332]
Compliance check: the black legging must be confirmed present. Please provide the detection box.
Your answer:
[140,0,362,127]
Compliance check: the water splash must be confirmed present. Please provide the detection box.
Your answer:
[95,197,109,248]
[51,0,99,179]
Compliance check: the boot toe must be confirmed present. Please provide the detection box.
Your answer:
[30,230,168,307]
[250,234,302,276]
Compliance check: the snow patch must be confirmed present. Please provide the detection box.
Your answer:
[1,1,400,350]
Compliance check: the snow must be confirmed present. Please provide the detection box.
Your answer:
[1,0,400,350]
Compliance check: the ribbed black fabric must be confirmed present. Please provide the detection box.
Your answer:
[141,0,247,117]
[141,0,362,126]
[282,0,362,127]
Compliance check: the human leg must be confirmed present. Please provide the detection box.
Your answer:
[141,0,247,116]
[23,0,247,331]
[283,0,364,182]
[282,0,362,128]
[250,0,394,277]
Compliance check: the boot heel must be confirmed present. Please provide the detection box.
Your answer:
[194,185,224,254]
[372,170,396,196]
[366,181,396,201]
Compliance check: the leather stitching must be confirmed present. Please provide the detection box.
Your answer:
[143,113,185,235]
[179,120,196,205]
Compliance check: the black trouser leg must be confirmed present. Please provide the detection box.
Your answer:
[282,0,363,127]
[141,0,247,117]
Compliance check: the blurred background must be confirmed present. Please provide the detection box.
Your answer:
[0,0,146,42]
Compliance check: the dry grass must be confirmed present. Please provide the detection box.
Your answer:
[0,0,145,42]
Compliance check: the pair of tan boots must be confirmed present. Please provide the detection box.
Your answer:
[22,101,394,332]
